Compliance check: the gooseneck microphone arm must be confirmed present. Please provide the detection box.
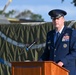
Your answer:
[26,38,38,50]
[18,38,39,56]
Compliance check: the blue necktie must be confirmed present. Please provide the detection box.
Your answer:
[54,32,60,44]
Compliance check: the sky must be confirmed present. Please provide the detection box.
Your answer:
[0,0,76,22]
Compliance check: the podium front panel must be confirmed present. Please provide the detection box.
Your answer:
[12,66,42,75]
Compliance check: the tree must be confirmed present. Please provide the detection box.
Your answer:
[0,10,3,14]
[62,0,76,6]
[4,10,19,18]
[15,10,44,21]
[0,9,44,21]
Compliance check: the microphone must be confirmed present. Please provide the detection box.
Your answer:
[0,58,11,67]
[26,38,39,51]
[18,38,39,56]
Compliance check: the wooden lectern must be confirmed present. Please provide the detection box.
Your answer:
[11,61,69,75]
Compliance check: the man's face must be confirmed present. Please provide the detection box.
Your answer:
[52,16,65,29]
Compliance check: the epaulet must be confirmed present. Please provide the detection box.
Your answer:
[66,27,73,33]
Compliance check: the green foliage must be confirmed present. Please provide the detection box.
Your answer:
[15,10,44,21]
[62,0,76,6]
[0,9,44,21]
[72,0,76,6]
[0,10,3,14]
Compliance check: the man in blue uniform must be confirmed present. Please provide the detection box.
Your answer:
[40,9,76,75]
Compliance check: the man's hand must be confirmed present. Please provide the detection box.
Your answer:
[57,61,64,67]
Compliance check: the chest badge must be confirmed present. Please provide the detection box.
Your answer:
[63,44,67,48]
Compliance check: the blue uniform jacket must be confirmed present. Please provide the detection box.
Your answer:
[41,26,76,75]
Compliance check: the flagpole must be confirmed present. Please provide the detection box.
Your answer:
[2,0,12,14]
